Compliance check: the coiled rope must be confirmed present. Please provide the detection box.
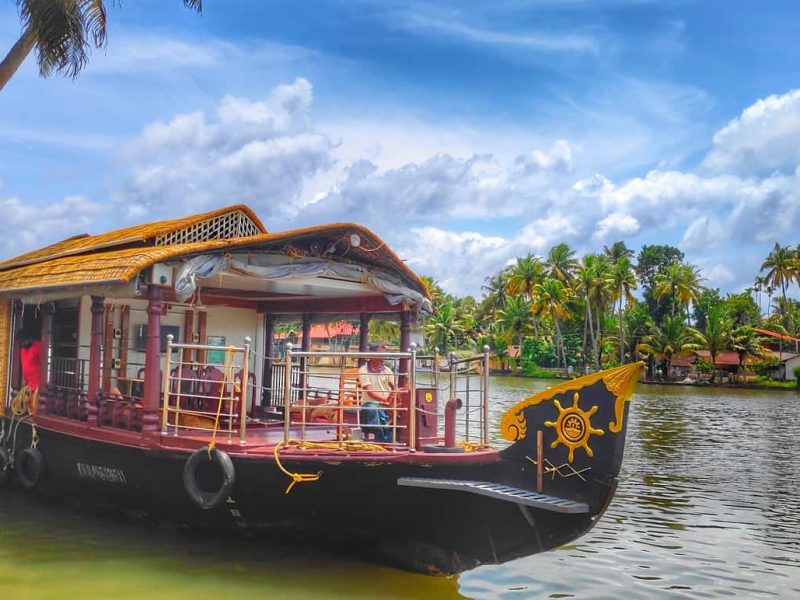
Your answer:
[273,441,389,494]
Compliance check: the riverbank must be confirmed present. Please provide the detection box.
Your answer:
[489,369,800,392]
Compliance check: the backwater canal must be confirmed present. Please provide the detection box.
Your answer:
[0,379,798,599]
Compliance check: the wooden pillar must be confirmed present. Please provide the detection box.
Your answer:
[299,314,311,391]
[87,296,104,403]
[102,304,114,392]
[261,314,275,406]
[183,309,194,364]
[358,312,370,366]
[10,300,23,389]
[119,305,130,379]
[38,303,55,415]
[142,286,162,433]
[399,311,411,388]
[197,311,208,365]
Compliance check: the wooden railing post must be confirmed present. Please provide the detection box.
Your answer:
[142,285,162,434]
[261,314,275,407]
[87,296,104,404]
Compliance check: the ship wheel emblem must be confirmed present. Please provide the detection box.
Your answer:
[545,392,604,463]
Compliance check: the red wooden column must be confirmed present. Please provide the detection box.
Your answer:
[10,300,23,389]
[142,286,163,434]
[37,302,55,415]
[358,312,370,366]
[183,309,194,365]
[87,296,105,404]
[261,314,275,407]
[398,311,411,388]
[299,314,311,392]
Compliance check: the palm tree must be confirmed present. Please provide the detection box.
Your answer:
[369,320,400,344]
[1,1,202,92]
[753,275,766,317]
[691,304,734,383]
[603,241,634,263]
[731,326,764,381]
[420,275,447,307]
[761,243,799,373]
[609,257,637,363]
[576,255,600,367]
[545,243,579,286]
[506,254,544,300]
[588,254,614,368]
[653,262,703,318]
[422,301,462,353]
[532,278,572,369]
[638,315,700,380]
[480,269,510,324]
[496,296,533,348]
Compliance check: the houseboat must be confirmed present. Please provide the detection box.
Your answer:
[0,205,643,575]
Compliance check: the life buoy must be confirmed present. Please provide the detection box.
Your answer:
[182,447,235,509]
[16,447,45,489]
[0,447,13,487]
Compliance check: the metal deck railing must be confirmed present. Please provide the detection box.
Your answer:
[157,337,492,452]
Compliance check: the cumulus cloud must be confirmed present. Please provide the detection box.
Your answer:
[398,227,513,295]
[120,78,334,221]
[113,81,800,296]
[702,89,800,177]
[0,189,102,257]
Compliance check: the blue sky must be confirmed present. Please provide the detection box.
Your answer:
[1,0,799,296]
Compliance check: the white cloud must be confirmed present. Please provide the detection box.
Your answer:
[119,78,334,221]
[0,190,102,257]
[113,81,800,297]
[401,14,598,53]
[398,227,513,296]
[702,89,800,176]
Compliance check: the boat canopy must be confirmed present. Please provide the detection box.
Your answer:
[0,205,430,315]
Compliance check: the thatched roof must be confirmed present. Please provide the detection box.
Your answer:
[0,206,425,299]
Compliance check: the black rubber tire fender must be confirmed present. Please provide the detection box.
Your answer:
[182,447,235,509]
[0,447,13,487]
[16,447,45,489]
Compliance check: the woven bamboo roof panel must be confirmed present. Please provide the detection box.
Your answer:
[0,222,427,298]
[0,205,266,272]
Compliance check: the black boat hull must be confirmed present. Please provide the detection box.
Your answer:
[1,419,611,575]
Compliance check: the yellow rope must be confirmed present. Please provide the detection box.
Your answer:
[208,347,238,456]
[457,440,482,452]
[11,386,36,416]
[273,441,389,494]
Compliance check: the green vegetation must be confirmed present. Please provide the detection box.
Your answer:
[419,242,800,384]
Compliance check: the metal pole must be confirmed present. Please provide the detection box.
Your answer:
[449,351,457,443]
[408,342,417,451]
[240,337,251,445]
[536,429,543,493]
[283,343,292,444]
[483,344,490,447]
[161,335,173,433]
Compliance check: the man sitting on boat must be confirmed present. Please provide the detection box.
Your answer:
[358,345,396,442]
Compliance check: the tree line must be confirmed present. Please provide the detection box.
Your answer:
[421,243,800,381]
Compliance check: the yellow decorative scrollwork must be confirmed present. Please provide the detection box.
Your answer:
[544,392,604,463]
[499,362,644,442]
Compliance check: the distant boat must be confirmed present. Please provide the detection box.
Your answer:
[0,204,643,575]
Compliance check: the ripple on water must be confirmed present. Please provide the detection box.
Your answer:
[459,380,800,599]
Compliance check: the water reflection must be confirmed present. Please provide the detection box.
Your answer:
[459,379,800,599]
[1,379,798,599]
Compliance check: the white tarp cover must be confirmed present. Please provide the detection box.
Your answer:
[174,253,432,315]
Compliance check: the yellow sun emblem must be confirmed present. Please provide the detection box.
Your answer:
[545,392,604,463]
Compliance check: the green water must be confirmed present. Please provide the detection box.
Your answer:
[1,379,799,599]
